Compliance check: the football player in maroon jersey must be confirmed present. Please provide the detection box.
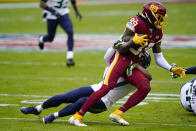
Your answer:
[69,1,186,126]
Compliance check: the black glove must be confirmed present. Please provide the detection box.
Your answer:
[45,6,61,19]
[53,10,61,19]
[75,10,82,21]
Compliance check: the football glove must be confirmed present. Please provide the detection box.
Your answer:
[53,10,61,19]
[42,12,47,22]
[170,63,179,79]
[132,33,148,46]
[126,64,135,76]
[113,40,125,48]
[170,67,186,78]
[75,10,82,21]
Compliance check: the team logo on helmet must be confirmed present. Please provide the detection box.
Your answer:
[142,1,167,29]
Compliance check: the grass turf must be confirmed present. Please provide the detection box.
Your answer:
[0,48,196,130]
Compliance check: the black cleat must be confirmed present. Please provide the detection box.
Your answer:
[38,36,45,50]
[43,114,56,124]
[20,107,41,115]
[66,59,75,66]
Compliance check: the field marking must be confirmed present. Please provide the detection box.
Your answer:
[0,93,180,106]
[21,99,47,104]
[0,104,19,107]
[0,61,106,67]
[0,34,196,51]
[0,75,92,81]
[0,117,196,127]
[0,94,50,98]
[0,75,184,84]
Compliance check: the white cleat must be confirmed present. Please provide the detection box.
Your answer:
[109,110,129,126]
[68,113,87,127]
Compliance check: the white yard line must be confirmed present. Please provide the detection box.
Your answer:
[0,61,106,67]
[0,117,196,127]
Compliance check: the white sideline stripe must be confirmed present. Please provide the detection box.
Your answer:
[0,117,196,127]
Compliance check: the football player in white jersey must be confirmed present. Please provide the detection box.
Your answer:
[39,0,82,66]
[20,52,152,125]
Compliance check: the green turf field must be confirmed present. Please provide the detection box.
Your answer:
[0,3,196,34]
[0,2,196,131]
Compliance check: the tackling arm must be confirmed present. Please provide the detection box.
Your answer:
[134,63,152,81]
[104,47,116,65]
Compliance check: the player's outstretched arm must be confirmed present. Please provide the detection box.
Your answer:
[134,63,152,81]
[152,44,186,78]
[186,66,196,74]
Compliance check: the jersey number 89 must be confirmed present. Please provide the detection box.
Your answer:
[130,18,138,27]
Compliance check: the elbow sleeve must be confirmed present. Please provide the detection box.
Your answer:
[153,52,172,71]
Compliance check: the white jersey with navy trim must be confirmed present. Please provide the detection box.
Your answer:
[180,77,196,114]
[91,77,136,109]
[45,0,70,19]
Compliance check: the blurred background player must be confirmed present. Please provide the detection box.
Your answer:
[69,1,186,126]
[20,52,151,125]
[39,0,82,66]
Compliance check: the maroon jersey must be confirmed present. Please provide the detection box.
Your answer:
[126,16,163,56]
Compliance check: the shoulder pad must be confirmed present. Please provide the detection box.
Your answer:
[126,16,146,33]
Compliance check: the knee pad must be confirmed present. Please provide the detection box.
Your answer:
[140,80,151,94]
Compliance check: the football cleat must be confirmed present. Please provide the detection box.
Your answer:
[20,107,41,115]
[68,113,87,126]
[38,36,45,50]
[109,109,129,126]
[43,113,56,124]
[66,59,75,66]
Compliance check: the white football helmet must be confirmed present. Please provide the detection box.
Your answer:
[180,82,193,112]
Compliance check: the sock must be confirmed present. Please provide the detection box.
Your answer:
[67,51,74,60]
[54,112,59,118]
[36,105,43,112]
[39,36,44,43]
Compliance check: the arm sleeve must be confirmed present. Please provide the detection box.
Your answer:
[153,52,172,71]
[186,66,196,74]
[104,47,115,65]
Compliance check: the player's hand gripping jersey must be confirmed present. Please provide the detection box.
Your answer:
[126,16,163,56]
